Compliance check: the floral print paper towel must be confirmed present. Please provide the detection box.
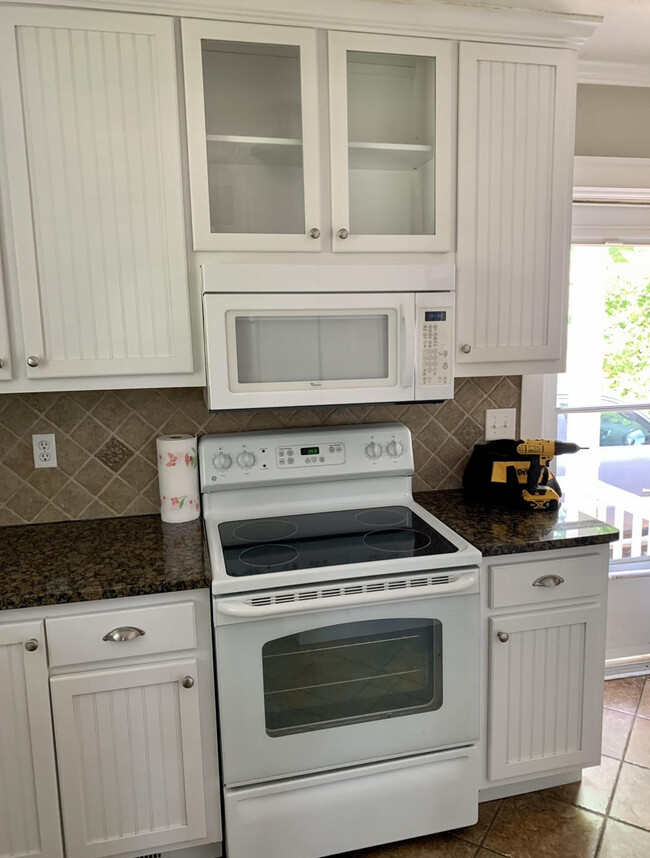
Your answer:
[156,435,200,523]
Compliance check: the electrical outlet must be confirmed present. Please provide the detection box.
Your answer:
[485,408,517,441]
[32,433,58,469]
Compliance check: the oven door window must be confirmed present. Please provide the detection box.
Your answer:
[262,618,442,736]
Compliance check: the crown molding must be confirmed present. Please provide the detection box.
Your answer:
[2,0,603,49]
[578,59,650,87]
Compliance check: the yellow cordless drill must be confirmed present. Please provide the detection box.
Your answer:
[515,439,583,509]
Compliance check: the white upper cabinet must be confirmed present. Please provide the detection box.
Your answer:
[455,43,576,375]
[182,20,322,252]
[0,8,193,380]
[328,32,452,253]
[182,21,453,254]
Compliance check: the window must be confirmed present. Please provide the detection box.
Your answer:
[557,243,650,565]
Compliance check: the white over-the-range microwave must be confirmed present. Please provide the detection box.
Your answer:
[202,264,455,411]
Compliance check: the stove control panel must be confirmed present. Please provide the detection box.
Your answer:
[199,423,414,491]
[277,442,346,468]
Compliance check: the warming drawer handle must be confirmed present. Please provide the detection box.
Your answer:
[216,571,479,619]
[102,626,146,642]
[532,574,564,588]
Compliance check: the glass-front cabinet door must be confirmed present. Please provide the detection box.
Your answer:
[182,20,322,251]
[328,32,452,253]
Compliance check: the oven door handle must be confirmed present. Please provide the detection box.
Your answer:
[215,571,478,619]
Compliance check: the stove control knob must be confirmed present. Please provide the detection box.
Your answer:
[237,451,256,470]
[365,441,382,460]
[386,440,404,458]
[213,452,232,471]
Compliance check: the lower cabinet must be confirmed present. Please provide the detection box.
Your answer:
[0,621,63,858]
[484,548,609,788]
[0,591,220,858]
[51,660,207,858]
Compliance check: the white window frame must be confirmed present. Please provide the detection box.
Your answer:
[521,156,650,441]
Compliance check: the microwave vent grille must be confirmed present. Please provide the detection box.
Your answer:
[247,573,456,607]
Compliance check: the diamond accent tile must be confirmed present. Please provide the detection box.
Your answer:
[0,378,522,525]
[96,437,134,472]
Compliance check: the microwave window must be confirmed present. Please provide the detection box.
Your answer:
[234,315,389,383]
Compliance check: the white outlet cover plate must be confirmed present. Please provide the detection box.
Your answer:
[32,433,57,469]
[485,408,517,441]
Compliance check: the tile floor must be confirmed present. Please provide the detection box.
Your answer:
[333,676,650,858]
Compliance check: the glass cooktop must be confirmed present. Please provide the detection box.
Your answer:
[218,505,459,576]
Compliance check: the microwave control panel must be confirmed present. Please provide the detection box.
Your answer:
[418,307,452,388]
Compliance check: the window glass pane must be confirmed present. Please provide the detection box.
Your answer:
[234,315,390,383]
[201,40,305,234]
[262,619,442,736]
[557,245,650,561]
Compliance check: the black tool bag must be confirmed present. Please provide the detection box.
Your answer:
[462,440,561,510]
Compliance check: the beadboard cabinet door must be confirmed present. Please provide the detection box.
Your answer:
[0,8,192,380]
[0,621,63,858]
[488,605,604,781]
[50,659,206,858]
[456,43,576,376]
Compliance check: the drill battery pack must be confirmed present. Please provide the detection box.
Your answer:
[462,439,562,511]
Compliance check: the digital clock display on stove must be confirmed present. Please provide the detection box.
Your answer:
[300,446,320,456]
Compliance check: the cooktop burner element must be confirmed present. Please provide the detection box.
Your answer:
[362,528,432,553]
[218,505,458,576]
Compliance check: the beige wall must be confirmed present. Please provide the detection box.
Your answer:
[0,379,521,526]
[575,84,650,158]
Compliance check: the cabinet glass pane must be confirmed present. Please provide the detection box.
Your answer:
[346,51,435,236]
[201,40,305,234]
[262,618,442,735]
[234,314,390,383]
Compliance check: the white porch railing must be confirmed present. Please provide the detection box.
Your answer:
[561,478,649,560]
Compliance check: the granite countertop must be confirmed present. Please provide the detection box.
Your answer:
[416,489,619,557]
[0,515,210,611]
[0,492,620,612]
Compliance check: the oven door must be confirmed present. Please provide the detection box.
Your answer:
[203,292,416,410]
[214,569,479,785]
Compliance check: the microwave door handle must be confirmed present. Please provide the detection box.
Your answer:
[400,304,414,389]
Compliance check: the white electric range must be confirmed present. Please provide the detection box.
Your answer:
[199,423,481,858]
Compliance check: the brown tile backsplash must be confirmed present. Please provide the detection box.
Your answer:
[0,377,521,526]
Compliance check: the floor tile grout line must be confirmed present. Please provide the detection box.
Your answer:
[594,675,649,857]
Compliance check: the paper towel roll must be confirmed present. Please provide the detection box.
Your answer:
[156,435,200,523]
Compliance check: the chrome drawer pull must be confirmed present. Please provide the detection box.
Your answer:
[497,631,509,643]
[182,676,195,689]
[25,638,39,652]
[102,626,146,642]
[533,574,565,588]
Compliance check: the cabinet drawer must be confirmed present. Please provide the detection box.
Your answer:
[488,553,603,609]
[46,602,196,667]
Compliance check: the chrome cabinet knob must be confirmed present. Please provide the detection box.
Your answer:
[102,626,146,642]
[337,228,349,240]
[27,355,40,367]
[309,227,320,239]
[497,631,510,643]
[460,344,471,354]
[25,639,39,652]
[182,676,195,689]
[0,359,5,369]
